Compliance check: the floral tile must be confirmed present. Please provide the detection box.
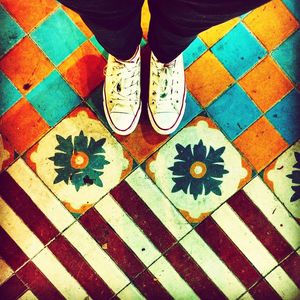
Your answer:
[23,106,134,217]
[262,139,300,222]
[143,115,253,225]
[0,0,58,33]
[0,37,54,94]
[243,0,299,51]
[239,55,294,112]
[58,40,106,98]
[0,134,14,172]
[211,22,267,79]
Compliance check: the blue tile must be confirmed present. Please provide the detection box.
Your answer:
[90,36,108,60]
[206,84,262,140]
[30,8,86,66]
[272,30,300,85]
[170,90,203,136]
[282,0,300,21]
[0,71,22,116]
[265,89,300,145]
[211,23,267,79]
[27,70,81,126]
[183,37,207,69]
[0,6,25,58]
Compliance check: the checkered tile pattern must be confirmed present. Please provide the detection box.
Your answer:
[0,0,299,299]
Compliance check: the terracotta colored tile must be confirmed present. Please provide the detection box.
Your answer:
[58,41,106,98]
[199,17,240,48]
[0,134,14,172]
[0,98,49,153]
[61,5,93,38]
[243,0,299,51]
[185,51,234,107]
[239,56,294,112]
[0,0,58,32]
[233,116,289,172]
[0,37,54,94]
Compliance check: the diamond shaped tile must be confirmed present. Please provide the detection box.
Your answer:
[0,37,54,94]
[26,70,81,126]
[30,8,86,66]
[265,89,300,145]
[183,37,207,69]
[0,6,25,58]
[211,23,267,79]
[207,84,262,140]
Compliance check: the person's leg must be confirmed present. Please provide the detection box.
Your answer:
[148,0,270,63]
[57,0,144,60]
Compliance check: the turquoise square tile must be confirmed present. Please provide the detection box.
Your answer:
[90,36,108,60]
[170,90,203,136]
[282,0,300,21]
[211,23,267,79]
[272,30,300,85]
[30,8,86,66]
[0,71,22,116]
[27,70,81,126]
[265,89,300,145]
[0,6,25,58]
[207,84,262,140]
[183,37,207,69]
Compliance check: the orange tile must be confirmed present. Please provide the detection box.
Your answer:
[0,0,58,32]
[141,0,150,39]
[62,5,93,38]
[243,0,299,51]
[58,41,106,98]
[239,56,293,112]
[233,116,288,172]
[0,37,54,94]
[185,50,234,107]
[0,134,14,172]
[0,98,49,154]
[199,17,240,47]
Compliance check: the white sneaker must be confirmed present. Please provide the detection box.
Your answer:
[103,46,141,135]
[148,52,186,135]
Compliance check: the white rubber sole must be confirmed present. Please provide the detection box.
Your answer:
[103,85,142,136]
[147,87,187,135]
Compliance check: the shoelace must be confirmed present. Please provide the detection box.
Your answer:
[104,57,140,114]
[151,58,179,113]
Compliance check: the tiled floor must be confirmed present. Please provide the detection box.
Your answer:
[0,0,300,299]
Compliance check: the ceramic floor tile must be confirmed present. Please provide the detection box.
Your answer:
[239,55,294,112]
[243,0,299,51]
[23,106,134,217]
[233,116,289,172]
[0,36,54,94]
[211,22,267,79]
[144,115,253,224]
[30,8,87,66]
[58,40,106,98]
[0,98,50,154]
[0,134,14,172]
[183,37,207,69]
[262,139,300,223]
[207,83,262,141]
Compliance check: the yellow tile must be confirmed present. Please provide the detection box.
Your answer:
[199,17,240,47]
[141,0,150,39]
[239,56,294,112]
[185,51,234,107]
[243,0,299,51]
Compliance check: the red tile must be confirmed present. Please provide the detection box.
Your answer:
[281,251,300,288]
[249,278,281,299]
[0,275,27,299]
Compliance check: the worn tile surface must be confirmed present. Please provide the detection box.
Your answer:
[0,0,299,299]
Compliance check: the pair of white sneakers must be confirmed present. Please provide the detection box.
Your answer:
[103,46,186,135]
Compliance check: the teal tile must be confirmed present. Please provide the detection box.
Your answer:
[183,37,207,69]
[0,6,25,58]
[282,0,300,21]
[265,89,300,145]
[211,23,267,79]
[90,36,108,60]
[30,8,86,66]
[207,84,262,140]
[272,30,300,85]
[0,71,22,116]
[27,70,81,126]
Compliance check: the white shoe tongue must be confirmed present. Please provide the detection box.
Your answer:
[111,102,133,114]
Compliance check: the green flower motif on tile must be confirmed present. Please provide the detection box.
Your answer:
[168,139,229,200]
[49,130,110,191]
[286,151,300,202]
